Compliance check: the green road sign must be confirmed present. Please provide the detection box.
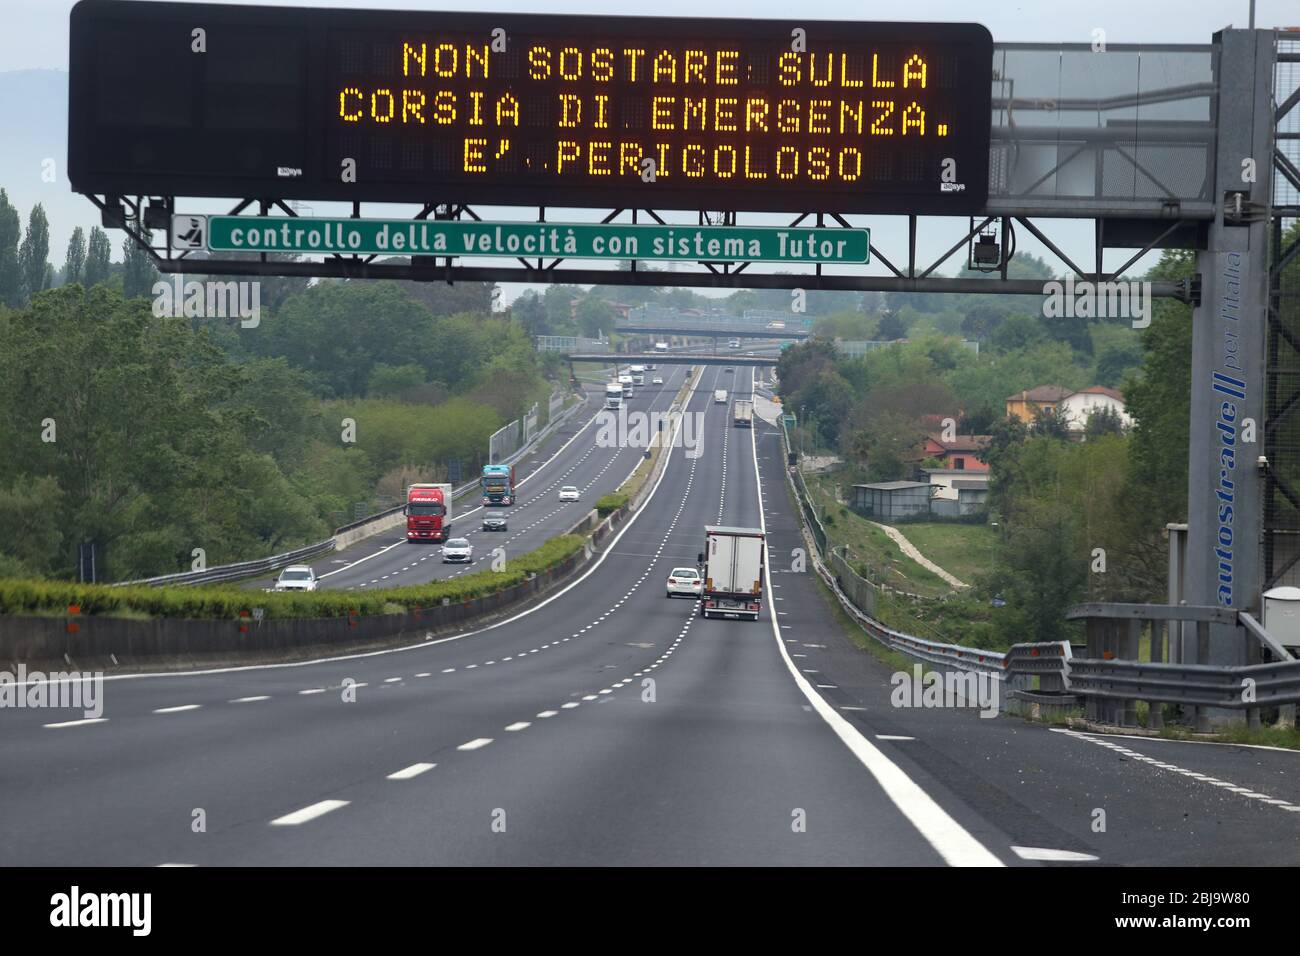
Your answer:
[201,216,870,265]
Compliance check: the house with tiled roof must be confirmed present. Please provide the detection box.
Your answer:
[1007,384,1131,433]
[1006,385,1074,423]
[919,433,991,472]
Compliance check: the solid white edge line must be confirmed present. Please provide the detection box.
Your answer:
[749,401,1003,868]
[81,366,700,685]
[43,717,108,729]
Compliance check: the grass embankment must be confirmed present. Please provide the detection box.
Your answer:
[0,535,585,622]
[893,522,997,587]
[801,471,1007,648]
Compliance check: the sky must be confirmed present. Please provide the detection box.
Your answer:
[1,0,1295,304]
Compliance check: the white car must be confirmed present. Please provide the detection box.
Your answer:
[274,565,318,591]
[559,486,580,502]
[441,538,474,563]
[652,375,664,385]
[666,567,703,598]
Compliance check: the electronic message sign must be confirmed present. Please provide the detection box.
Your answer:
[69,1,993,214]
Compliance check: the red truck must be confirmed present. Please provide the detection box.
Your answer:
[406,483,453,542]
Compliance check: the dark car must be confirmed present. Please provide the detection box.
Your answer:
[482,514,508,531]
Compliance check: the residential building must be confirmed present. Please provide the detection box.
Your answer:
[1006,385,1073,422]
[919,433,991,472]
[1059,385,1131,432]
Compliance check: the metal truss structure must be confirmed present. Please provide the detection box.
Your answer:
[90,40,1225,304]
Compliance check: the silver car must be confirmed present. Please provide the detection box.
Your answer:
[274,566,318,591]
[559,486,580,502]
[441,538,474,563]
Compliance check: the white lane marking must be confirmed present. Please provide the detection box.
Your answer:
[841,706,868,712]
[504,721,531,731]
[561,702,581,709]
[415,672,432,678]
[319,392,608,581]
[43,717,108,729]
[229,696,270,703]
[387,762,436,780]
[298,688,326,695]
[1011,846,1100,862]
[74,373,696,686]
[749,406,1002,868]
[270,799,349,826]
[877,735,916,741]
[153,704,201,714]
[1056,728,1298,811]
[156,863,197,867]
[537,710,559,718]
[383,677,401,683]
[458,737,493,750]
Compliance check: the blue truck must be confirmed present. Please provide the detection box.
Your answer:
[481,464,517,506]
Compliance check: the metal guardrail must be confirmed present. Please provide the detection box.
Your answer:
[120,392,586,588]
[1063,601,1300,730]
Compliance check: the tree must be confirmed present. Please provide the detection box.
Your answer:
[989,313,1045,352]
[0,189,21,308]
[1030,405,1072,440]
[876,310,909,340]
[121,234,158,299]
[1084,405,1125,438]
[62,227,86,287]
[575,296,617,338]
[1095,342,1142,387]
[17,203,50,302]
[83,227,112,288]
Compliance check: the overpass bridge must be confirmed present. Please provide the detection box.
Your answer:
[617,323,808,341]
[567,352,777,368]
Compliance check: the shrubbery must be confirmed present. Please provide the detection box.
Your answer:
[0,535,585,621]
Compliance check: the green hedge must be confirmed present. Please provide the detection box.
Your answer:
[0,535,585,621]
[595,492,629,517]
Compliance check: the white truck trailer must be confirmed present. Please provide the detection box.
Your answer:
[698,525,765,620]
[732,400,753,427]
[604,381,624,409]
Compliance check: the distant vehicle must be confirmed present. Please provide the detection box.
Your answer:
[619,374,634,398]
[559,486,580,502]
[406,483,452,542]
[630,364,646,386]
[481,464,516,506]
[665,567,703,598]
[732,400,753,427]
[765,321,786,330]
[605,381,624,409]
[273,565,317,592]
[441,538,473,563]
[482,514,508,532]
[699,525,765,620]
[714,389,728,404]
[652,375,664,385]
[724,367,735,373]
[728,338,741,348]
[654,342,669,352]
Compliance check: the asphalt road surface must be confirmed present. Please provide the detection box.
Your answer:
[4,366,1300,865]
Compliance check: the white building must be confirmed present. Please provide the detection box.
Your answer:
[1059,386,1131,432]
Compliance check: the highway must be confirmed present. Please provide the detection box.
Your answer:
[4,366,1300,866]
[304,362,695,591]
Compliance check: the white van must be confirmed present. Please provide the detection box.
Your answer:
[714,389,727,404]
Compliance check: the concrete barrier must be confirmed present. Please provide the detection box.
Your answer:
[3,549,591,672]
